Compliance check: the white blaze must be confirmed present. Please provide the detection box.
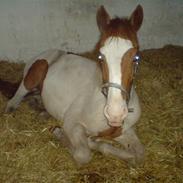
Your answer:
[100,37,133,126]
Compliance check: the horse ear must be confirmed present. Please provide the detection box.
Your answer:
[129,5,143,32]
[97,6,110,33]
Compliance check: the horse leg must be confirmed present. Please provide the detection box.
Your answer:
[115,127,145,164]
[5,81,29,113]
[50,126,71,148]
[88,138,136,165]
[5,59,48,113]
[63,123,92,165]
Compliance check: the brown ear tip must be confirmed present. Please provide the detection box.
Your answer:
[136,4,143,12]
[137,4,142,8]
[98,5,105,11]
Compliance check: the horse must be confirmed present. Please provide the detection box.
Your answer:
[5,5,144,166]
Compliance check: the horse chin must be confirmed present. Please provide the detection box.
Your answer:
[108,121,122,127]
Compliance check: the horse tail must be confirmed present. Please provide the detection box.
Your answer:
[0,78,20,98]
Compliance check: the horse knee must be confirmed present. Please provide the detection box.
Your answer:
[73,148,91,165]
[64,124,91,164]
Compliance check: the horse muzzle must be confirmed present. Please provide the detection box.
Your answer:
[108,121,123,127]
[104,104,128,127]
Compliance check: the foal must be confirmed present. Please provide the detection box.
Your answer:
[6,5,144,165]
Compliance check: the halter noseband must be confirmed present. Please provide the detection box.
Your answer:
[101,82,129,99]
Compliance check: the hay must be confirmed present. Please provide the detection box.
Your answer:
[0,45,183,183]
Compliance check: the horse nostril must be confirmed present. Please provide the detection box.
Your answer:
[104,105,120,121]
[104,105,128,122]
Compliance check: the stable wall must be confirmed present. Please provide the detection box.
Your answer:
[0,0,182,62]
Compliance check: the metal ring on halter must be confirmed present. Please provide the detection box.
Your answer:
[101,82,129,100]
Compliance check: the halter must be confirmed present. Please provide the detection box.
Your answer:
[99,53,141,112]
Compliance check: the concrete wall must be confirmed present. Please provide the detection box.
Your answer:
[0,0,183,62]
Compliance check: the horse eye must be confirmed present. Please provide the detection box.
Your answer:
[133,55,140,62]
[98,53,105,61]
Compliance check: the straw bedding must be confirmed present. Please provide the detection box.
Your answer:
[0,45,182,183]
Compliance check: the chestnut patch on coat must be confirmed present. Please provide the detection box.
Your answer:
[24,59,48,91]
[95,126,122,139]
[100,59,109,83]
[122,48,137,94]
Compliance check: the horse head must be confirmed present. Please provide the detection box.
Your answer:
[96,5,143,127]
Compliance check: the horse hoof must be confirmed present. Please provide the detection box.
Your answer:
[127,152,145,168]
[133,144,145,165]
[5,106,16,113]
[126,156,137,167]
[39,111,50,119]
[49,126,63,140]
[126,143,145,166]
[135,150,145,165]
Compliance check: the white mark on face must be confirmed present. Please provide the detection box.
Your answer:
[100,37,133,85]
[100,37,133,100]
[100,37,133,125]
